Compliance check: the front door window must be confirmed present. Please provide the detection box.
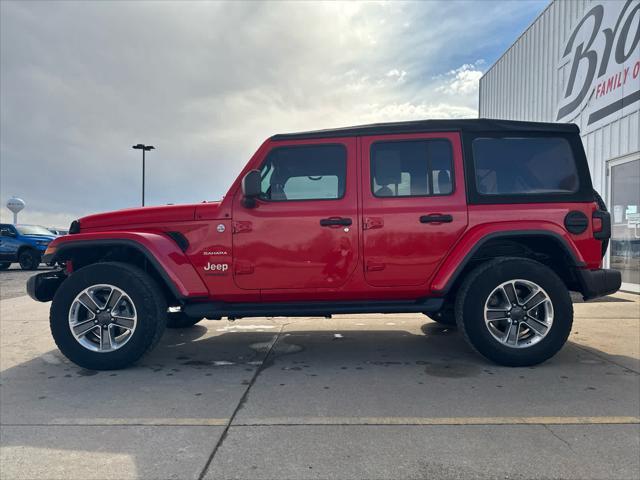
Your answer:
[259,144,346,201]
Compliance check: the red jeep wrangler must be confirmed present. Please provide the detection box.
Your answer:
[28,119,620,370]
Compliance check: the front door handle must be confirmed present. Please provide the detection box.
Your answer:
[320,217,353,227]
[366,261,385,272]
[420,214,453,224]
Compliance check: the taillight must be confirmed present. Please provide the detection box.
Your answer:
[592,210,610,240]
[593,209,611,258]
[592,216,603,233]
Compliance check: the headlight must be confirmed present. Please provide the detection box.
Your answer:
[36,240,50,246]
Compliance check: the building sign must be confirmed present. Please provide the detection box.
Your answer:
[557,0,640,132]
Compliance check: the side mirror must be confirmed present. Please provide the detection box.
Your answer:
[241,169,261,208]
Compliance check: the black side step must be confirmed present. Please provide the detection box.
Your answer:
[183,298,444,320]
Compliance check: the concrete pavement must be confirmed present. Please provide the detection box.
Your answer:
[0,266,52,301]
[0,290,638,479]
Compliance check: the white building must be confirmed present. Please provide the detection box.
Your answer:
[479,0,640,292]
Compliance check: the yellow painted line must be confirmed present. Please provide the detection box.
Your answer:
[39,416,640,427]
[49,418,229,426]
[234,416,640,426]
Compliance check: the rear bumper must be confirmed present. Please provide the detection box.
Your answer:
[26,270,66,302]
[576,268,621,300]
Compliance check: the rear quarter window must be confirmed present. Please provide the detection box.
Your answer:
[472,137,579,196]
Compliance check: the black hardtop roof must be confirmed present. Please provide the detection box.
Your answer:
[271,118,580,141]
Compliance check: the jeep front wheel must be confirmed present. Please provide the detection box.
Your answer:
[50,262,167,370]
[456,258,572,367]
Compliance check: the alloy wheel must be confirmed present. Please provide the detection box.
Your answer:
[483,279,553,348]
[68,284,137,353]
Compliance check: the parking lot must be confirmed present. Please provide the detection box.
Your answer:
[0,268,639,480]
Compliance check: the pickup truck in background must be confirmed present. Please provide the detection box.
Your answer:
[0,224,57,270]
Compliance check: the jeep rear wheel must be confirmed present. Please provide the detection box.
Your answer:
[19,250,40,270]
[50,262,167,370]
[167,311,203,329]
[456,258,572,367]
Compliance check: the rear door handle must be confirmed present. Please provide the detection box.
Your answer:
[420,214,453,224]
[320,217,352,227]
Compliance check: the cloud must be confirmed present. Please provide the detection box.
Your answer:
[386,69,408,84]
[356,102,477,123]
[436,62,485,95]
[1,1,547,222]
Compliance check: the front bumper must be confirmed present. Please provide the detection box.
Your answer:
[576,268,621,300]
[30,243,50,254]
[26,270,67,302]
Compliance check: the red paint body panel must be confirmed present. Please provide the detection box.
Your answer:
[183,220,261,303]
[80,204,199,230]
[194,202,224,221]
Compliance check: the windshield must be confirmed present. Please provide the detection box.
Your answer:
[16,225,54,236]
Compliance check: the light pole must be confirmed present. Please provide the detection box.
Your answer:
[132,144,155,206]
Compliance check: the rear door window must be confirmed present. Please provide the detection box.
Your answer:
[370,139,453,197]
[472,137,579,195]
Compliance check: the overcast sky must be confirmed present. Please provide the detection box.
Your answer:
[1,0,547,228]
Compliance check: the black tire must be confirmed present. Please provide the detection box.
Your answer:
[0,262,11,270]
[455,257,573,367]
[425,303,456,326]
[167,312,203,329]
[18,249,40,270]
[50,262,167,370]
